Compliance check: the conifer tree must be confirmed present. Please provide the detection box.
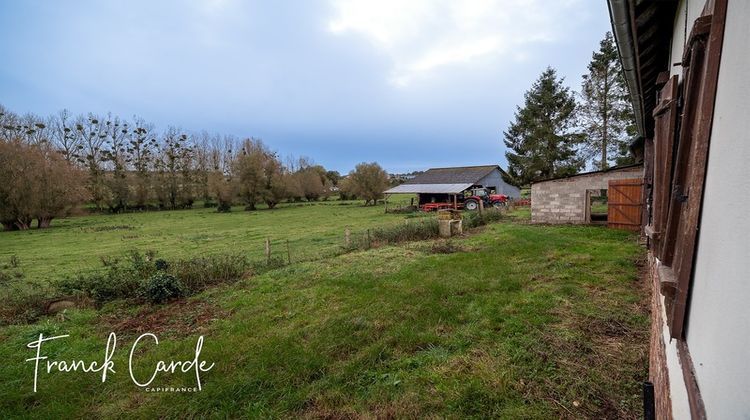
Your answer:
[503,67,583,185]
[578,32,637,169]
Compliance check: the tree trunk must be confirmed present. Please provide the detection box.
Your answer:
[14,217,32,230]
[37,217,53,229]
[2,221,16,231]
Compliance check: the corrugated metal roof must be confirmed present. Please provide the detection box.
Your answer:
[384,183,473,194]
[404,165,499,185]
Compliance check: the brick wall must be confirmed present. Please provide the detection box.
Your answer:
[647,252,673,419]
[530,167,643,224]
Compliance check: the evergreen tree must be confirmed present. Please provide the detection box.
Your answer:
[503,67,583,185]
[578,32,637,170]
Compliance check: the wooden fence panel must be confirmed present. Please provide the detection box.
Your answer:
[608,178,644,231]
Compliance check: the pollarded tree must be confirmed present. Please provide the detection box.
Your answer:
[578,32,637,170]
[101,114,130,212]
[34,144,89,228]
[129,118,156,209]
[503,67,584,186]
[235,138,270,211]
[346,162,389,206]
[0,140,87,230]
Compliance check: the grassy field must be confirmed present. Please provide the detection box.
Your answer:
[0,204,648,418]
[0,197,423,283]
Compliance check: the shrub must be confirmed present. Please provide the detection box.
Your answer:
[371,219,439,244]
[143,272,185,303]
[464,208,506,229]
[154,259,170,271]
[58,267,141,303]
[170,254,248,291]
[57,251,154,303]
[0,282,49,325]
[216,201,232,213]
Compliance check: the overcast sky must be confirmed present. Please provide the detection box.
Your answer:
[0,0,611,173]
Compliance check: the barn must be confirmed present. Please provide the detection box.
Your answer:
[384,165,520,208]
[530,163,644,227]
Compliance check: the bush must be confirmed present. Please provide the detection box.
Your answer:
[0,282,49,325]
[170,254,248,291]
[464,208,506,229]
[154,259,170,271]
[58,267,141,303]
[371,219,439,244]
[346,219,440,250]
[143,272,185,303]
[57,250,155,303]
[216,201,232,213]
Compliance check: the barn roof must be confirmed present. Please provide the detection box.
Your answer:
[384,183,474,194]
[404,165,500,185]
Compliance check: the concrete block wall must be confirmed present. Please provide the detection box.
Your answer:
[530,167,643,224]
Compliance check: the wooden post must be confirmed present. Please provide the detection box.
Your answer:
[453,194,457,210]
[384,194,388,214]
[410,197,414,207]
[479,199,484,214]
[345,228,351,247]
[367,229,371,249]
[265,238,271,264]
[286,239,291,264]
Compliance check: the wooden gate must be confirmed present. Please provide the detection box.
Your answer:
[607,178,644,231]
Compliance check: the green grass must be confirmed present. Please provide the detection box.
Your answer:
[0,197,423,284]
[0,205,648,418]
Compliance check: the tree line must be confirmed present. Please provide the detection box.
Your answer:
[0,107,389,230]
[503,32,637,186]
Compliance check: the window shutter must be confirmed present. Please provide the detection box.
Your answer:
[650,75,679,258]
[664,8,726,339]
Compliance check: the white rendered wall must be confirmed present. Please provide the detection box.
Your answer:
[686,0,750,417]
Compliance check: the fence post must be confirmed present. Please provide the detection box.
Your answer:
[265,237,271,264]
[367,229,371,249]
[345,228,351,247]
[286,239,291,264]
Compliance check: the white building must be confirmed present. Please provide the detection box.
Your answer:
[608,0,749,418]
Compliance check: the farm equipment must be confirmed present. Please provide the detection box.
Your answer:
[462,188,508,211]
[419,187,508,212]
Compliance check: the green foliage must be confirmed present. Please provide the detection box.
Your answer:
[463,208,507,229]
[578,32,637,169]
[143,272,186,303]
[171,254,248,291]
[503,67,584,185]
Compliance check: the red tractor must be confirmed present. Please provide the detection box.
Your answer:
[462,187,508,211]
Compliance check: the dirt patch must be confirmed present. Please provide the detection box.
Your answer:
[101,299,232,337]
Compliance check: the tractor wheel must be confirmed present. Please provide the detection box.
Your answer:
[492,200,505,209]
[464,199,479,211]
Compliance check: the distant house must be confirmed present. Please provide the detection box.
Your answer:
[609,0,749,418]
[384,165,520,206]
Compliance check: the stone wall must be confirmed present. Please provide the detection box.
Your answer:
[530,166,643,224]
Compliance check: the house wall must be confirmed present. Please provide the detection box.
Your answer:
[476,171,520,198]
[682,1,750,417]
[530,167,643,224]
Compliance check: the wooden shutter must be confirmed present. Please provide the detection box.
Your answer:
[650,75,679,257]
[663,4,727,339]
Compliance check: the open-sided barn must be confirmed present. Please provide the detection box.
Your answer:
[384,165,520,207]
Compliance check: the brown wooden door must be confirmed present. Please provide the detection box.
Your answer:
[608,179,643,231]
